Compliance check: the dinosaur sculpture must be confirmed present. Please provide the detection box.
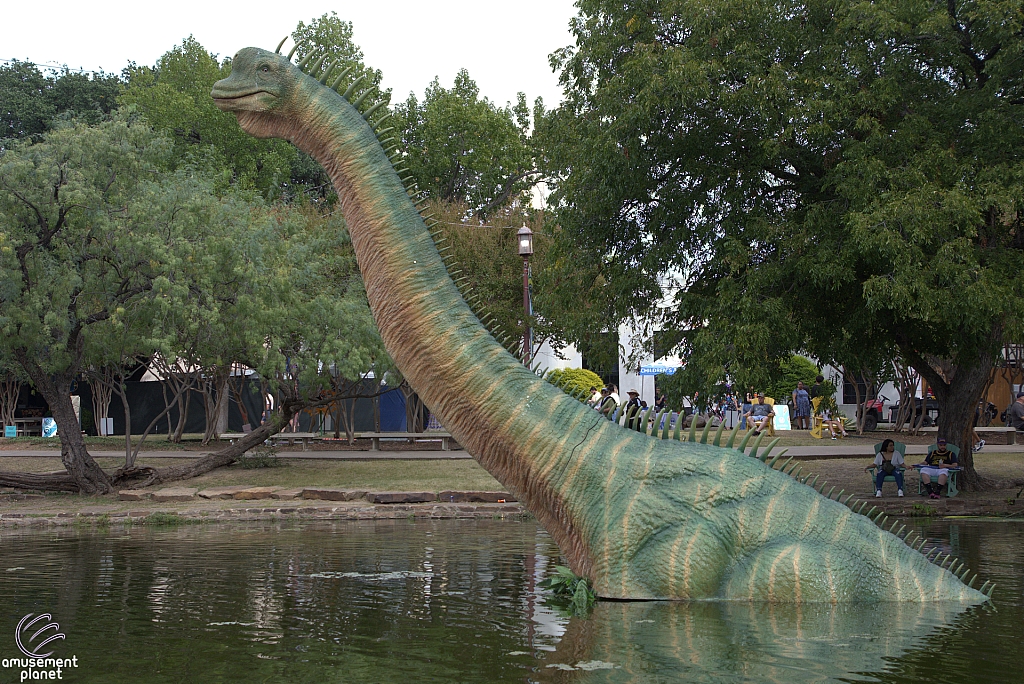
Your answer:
[212,43,989,603]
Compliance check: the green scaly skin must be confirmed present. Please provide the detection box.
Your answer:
[213,47,986,602]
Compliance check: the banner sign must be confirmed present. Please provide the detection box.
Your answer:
[639,365,678,376]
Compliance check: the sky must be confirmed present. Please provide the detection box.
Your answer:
[4,1,580,108]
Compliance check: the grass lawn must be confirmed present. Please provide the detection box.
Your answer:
[773,451,1024,501]
[0,456,505,493]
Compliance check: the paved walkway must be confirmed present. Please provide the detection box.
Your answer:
[0,449,474,460]
[2,444,1022,461]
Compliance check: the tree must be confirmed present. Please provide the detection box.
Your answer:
[119,37,296,198]
[543,0,1024,489]
[394,70,541,218]
[0,116,214,490]
[0,61,121,143]
[286,12,392,204]
[133,204,392,487]
[0,350,23,429]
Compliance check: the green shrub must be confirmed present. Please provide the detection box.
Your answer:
[764,355,820,403]
[546,368,604,401]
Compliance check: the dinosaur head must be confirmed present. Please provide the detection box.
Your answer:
[212,48,299,135]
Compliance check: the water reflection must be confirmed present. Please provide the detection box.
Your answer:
[0,518,1020,683]
[534,600,977,683]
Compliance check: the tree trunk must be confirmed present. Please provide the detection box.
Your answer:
[1,385,308,493]
[201,367,230,445]
[0,374,19,427]
[13,354,112,493]
[90,368,114,436]
[118,398,303,488]
[111,373,133,469]
[904,345,999,491]
[229,366,250,428]
[173,388,191,442]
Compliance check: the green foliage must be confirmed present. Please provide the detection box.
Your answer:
[427,200,575,357]
[543,0,1024,445]
[546,367,604,400]
[394,70,540,218]
[764,356,820,403]
[537,565,596,616]
[0,113,389,462]
[289,12,391,203]
[0,60,121,141]
[238,445,283,469]
[0,114,201,377]
[119,36,296,198]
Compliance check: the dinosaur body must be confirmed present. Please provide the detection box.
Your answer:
[212,46,987,602]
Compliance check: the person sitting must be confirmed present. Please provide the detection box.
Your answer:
[866,438,904,498]
[745,394,775,435]
[586,386,601,408]
[920,438,958,499]
[624,389,642,414]
[821,407,848,439]
[597,387,616,417]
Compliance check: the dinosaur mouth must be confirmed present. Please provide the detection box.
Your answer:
[212,90,275,112]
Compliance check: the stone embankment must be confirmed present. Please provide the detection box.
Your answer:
[0,487,525,527]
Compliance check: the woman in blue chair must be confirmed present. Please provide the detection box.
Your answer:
[867,438,905,498]
[921,438,958,499]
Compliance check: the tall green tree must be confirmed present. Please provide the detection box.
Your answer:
[119,37,296,198]
[0,114,245,492]
[543,0,1024,488]
[394,70,541,218]
[287,12,392,202]
[0,60,120,142]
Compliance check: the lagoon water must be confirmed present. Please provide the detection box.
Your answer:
[0,517,1020,683]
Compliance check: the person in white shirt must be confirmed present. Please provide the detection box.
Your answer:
[867,438,905,498]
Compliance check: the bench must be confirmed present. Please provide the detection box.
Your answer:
[359,432,454,451]
[920,426,1016,445]
[221,432,321,451]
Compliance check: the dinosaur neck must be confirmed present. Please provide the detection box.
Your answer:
[239,83,639,576]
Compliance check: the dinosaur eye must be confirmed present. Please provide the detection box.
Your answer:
[261,66,270,73]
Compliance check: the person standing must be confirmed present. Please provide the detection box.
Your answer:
[809,375,826,400]
[597,387,616,417]
[792,381,811,430]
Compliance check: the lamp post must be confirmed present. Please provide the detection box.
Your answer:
[517,225,534,367]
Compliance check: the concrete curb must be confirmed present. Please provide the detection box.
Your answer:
[0,501,530,527]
